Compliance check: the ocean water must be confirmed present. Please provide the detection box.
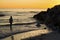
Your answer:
[0,9,46,24]
[0,9,47,40]
[0,8,46,12]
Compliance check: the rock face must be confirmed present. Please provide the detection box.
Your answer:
[33,5,60,31]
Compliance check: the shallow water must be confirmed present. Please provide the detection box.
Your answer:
[3,29,49,40]
[0,11,37,33]
[0,9,47,40]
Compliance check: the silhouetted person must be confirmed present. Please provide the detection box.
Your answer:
[9,16,13,31]
[9,16,14,40]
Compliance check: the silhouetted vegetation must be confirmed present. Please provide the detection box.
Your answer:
[33,5,60,32]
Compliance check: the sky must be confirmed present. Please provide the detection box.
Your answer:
[0,0,60,9]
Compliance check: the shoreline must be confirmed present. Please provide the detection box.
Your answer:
[0,22,36,26]
[0,29,39,39]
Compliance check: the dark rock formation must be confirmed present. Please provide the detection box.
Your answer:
[0,11,5,17]
[33,5,60,32]
[0,14,5,16]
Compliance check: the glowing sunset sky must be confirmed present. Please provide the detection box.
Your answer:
[0,0,60,9]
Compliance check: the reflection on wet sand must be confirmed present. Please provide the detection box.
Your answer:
[3,29,50,40]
